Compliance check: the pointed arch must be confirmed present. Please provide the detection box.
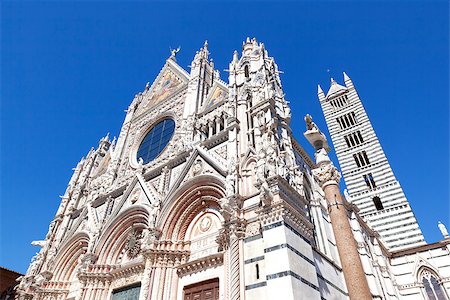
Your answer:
[95,205,149,265]
[52,233,89,282]
[241,155,257,196]
[158,175,225,241]
[418,266,448,300]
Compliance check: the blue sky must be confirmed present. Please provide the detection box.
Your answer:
[1,1,448,274]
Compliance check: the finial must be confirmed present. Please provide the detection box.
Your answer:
[145,82,150,91]
[204,40,208,48]
[330,77,336,84]
[246,37,251,43]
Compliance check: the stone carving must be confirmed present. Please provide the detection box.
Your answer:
[312,154,341,187]
[124,230,143,259]
[199,215,213,233]
[192,159,203,176]
[169,46,181,60]
[245,222,261,237]
[305,114,319,132]
[438,221,449,238]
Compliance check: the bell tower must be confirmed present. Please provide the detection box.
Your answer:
[318,73,425,250]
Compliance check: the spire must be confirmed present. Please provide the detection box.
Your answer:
[343,71,354,88]
[318,84,324,95]
[343,72,350,81]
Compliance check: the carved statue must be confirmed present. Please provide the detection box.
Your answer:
[305,114,319,132]
[169,46,181,60]
[225,175,236,197]
[149,201,161,228]
[27,252,42,275]
[438,221,449,238]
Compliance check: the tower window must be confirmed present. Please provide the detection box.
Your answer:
[363,173,376,189]
[344,131,364,148]
[330,94,349,110]
[373,196,383,210]
[336,112,357,129]
[353,151,370,167]
[255,263,260,279]
[244,65,250,78]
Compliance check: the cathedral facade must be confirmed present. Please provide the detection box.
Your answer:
[17,39,450,300]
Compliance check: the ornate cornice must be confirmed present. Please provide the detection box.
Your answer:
[177,252,224,277]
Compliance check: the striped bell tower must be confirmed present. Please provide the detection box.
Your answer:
[317,73,425,251]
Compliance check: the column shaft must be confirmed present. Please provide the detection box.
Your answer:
[323,182,372,300]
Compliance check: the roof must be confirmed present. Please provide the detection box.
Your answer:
[326,78,347,99]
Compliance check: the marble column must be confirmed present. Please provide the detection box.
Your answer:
[304,115,372,300]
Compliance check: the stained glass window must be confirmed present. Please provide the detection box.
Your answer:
[421,269,448,300]
[137,118,175,164]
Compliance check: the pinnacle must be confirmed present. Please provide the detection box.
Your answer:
[318,84,324,95]
[343,71,350,81]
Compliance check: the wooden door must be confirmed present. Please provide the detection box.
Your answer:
[183,278,219,300]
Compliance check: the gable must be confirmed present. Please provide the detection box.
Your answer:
[165,146,227,201]
[109,173,160,221]
[202,81,228,112]
[136,59,189,115]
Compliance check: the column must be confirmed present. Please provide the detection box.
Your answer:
[304,117,372,300]
[228,219,246,300]
[139,255,154,300]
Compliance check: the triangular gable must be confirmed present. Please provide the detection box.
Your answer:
[412,254,440,279]
[165,145,227,201]
[137,59,189,114]
[202,81,228,112]
[109,173,160,221]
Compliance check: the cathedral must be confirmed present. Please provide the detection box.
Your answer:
[16,38,450,300]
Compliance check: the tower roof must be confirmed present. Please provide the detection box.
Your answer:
[326,78,347,99]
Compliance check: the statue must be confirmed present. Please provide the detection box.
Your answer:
[438,221,449,238]
[305,114,319,132]
[169,46,181,60]
[225,175,236,197]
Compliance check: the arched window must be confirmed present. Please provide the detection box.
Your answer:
[244,65,250,78]
[420,269,448,300]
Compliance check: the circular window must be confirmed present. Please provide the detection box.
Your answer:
[137,118,175,164]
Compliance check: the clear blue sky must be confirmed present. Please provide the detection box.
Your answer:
[1,1,448,274]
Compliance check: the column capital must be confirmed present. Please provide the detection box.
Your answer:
[312,159,341,188]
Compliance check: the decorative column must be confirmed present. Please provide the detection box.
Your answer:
[217,217,245,300]
[304,114,372,300]
[139,254,154,300]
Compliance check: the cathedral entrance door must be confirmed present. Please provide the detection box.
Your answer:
[183,278,219,300]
